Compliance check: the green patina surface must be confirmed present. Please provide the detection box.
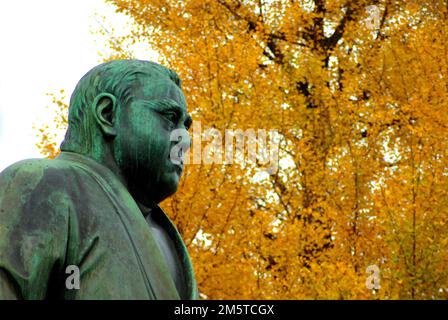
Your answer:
[0,60,197,300]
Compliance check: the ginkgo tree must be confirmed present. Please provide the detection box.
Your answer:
[37,0,448,299]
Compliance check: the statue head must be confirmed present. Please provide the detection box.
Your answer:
[61,59,192,206]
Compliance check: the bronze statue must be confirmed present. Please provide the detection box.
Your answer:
[0,60,198,299]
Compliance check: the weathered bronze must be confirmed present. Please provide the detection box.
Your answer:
[0,60,198,299]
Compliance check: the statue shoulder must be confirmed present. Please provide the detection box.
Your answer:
[0,159,75,299]
[0,158,80,242]
[0,157,81,203]
[0,158,48,186]
[0,158,66,187]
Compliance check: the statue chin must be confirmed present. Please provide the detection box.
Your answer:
[131,178,179,206]
[153,181,179,204]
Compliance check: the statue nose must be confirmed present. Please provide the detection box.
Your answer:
[169,128,190,166]
[180,132,191,151]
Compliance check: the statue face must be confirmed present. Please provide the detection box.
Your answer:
[114,76,192,205]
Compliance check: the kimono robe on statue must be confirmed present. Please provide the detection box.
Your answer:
[0,152,198,299]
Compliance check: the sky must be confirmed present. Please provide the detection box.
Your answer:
[0,0,154,172]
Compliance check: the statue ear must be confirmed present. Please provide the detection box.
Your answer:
[92,93,117,137]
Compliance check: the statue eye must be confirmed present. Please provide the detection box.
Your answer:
[163,111,178,124]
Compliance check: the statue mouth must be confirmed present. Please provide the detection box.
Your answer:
[174,163,183,176]
[169,151,184,176]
